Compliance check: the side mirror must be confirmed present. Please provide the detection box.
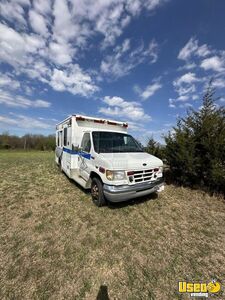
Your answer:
[72,144,82,152]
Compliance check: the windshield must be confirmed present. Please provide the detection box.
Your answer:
[92,131,143,153]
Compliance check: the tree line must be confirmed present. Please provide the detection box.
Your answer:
[0,133,55,151]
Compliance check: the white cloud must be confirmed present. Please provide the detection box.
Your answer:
[126,1,142,16]
[0,74,20,90]
[200,56,225,72]
[178,85,196,97]
[0,23,27,66]
[126,121,146,132]
[192,95,199,100]
[101,39,158,78]
[144,0,168,10]
[0,23,46,68]
[179,102,193,108]
[178,62,197,71]
[0,1,27,26]
[33,100,51,108]
[178,37,211,61]
[0,22,98,97]
[0,71,43,97]
[49,42,74,65]
[172,72,203,102]
[15,0,30,6]
[18,60,50,83]
[213,77,225,89]
[33,0,52,15]
[53,0,77,43]
[148,39,159,63]
[164,122,173,127]
[0,0,169,98]
[96,4,125,47]
[0,90,51,108]
[174,72,199,86]
[168,97,193,109]
[136,79,162,100]
[178,38,197,60]
[68,0,168,47]
[0,114,52,129]
[177,95,189,101]
[29,9,49,36]
[178,38,225,89]
[49,65,99,97]
[169,98,175,108]
[99,96,151,121]
[169,73,203,108]
[141,81,162,100]
[25,34,46,53]
[197,44,211,57]
[115,38,130,53]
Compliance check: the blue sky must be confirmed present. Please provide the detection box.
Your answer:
[0,0,225,143]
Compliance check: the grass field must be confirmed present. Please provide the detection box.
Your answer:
[0,151,224,300]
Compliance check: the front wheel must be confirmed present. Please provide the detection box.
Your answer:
[91,177,106,207]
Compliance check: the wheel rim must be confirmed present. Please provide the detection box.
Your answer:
[92,184,99,200]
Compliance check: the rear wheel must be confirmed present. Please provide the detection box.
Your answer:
[58,158,63,173]
[91,177,106,207]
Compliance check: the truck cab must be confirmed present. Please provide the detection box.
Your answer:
[55,115,164,206]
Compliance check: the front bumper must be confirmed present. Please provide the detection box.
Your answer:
[103,177,164,203]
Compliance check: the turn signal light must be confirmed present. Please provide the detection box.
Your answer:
[99,167,105,174]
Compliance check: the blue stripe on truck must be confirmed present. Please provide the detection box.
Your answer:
[63,147,91,159]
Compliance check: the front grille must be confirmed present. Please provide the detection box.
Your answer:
[128,169,155,183]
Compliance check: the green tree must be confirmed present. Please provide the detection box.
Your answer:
[0,131,11,149]
[0,133,56,151]
[145,136,165,159]
[165,81,225,193]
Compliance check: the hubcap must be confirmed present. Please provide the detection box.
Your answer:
[92,184,99,199]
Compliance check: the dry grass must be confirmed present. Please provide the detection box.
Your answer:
[0,151,225,300]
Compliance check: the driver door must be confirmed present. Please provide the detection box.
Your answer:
[78,132,92,181]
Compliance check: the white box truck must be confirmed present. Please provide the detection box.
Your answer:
[55,115,164,206]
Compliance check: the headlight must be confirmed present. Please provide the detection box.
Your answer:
[106,170,126,181]
[159,166,163,172]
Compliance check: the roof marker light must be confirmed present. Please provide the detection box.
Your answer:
[107,121,117,126]
[76,116,85,121]
[94,119,105,124]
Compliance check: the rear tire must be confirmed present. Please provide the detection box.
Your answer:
[58,158,63,173]
[91,177,106,207]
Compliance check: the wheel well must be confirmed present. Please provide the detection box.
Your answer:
[90,171,102,183]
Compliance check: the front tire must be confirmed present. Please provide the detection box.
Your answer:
[91,177,106,207]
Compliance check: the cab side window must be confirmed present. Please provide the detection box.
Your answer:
[64,127,67,146]
[59,131,62,147]
[57,132,60,146]
[81,133,91,153]
[57,131,63,147]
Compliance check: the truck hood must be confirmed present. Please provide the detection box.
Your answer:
[98,152,163,170]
